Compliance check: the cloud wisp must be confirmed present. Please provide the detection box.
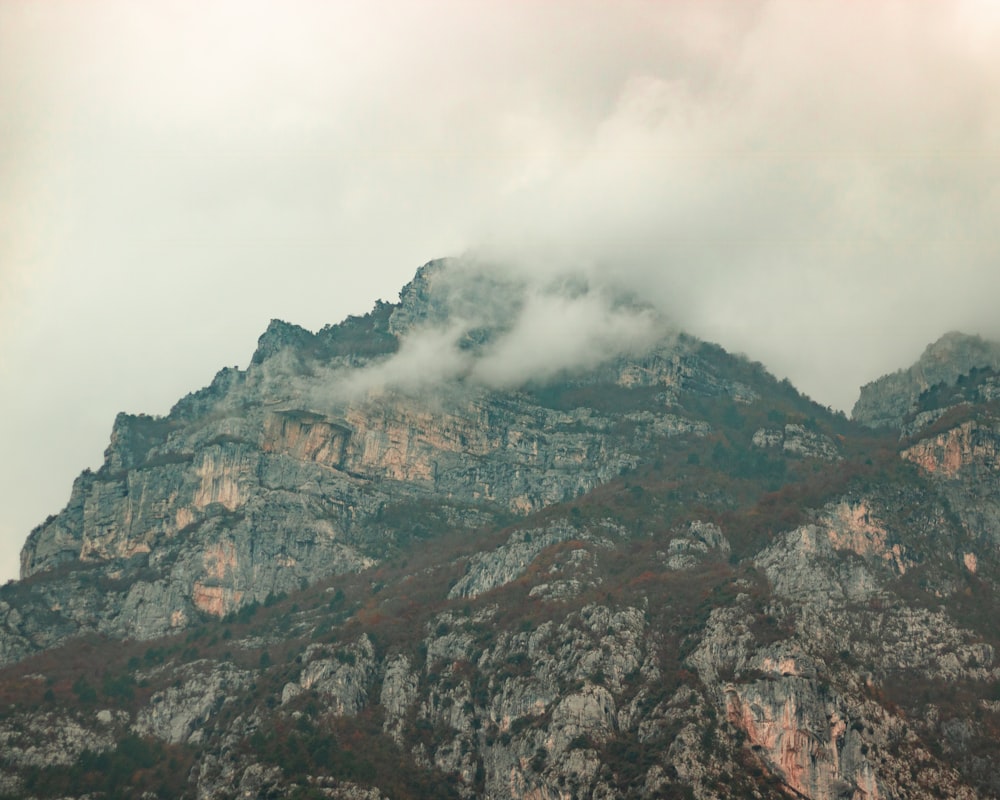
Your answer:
[338,262,663,399]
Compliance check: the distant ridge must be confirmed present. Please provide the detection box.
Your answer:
[852,331,1000,428]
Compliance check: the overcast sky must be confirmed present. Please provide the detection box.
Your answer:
[2,0,1000,582]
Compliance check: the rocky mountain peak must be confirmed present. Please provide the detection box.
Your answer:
[250,318,315,365]
[386,258,527,349]
[852,330,1000,429]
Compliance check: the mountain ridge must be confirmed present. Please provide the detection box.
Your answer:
[2,260,1000,799]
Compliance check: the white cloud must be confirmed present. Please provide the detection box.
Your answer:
[336,263,662,397]
[470,288,660,388]
[340,323,472,398]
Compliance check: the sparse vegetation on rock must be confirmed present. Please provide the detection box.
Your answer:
[2,262,1000,798]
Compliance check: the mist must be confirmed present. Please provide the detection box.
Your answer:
[2,0,1000,581]
[338,263,663,399]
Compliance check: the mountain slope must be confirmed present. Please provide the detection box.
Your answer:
[1,260,999,800]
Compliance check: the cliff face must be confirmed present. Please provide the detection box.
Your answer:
[2,260,1000,800]
[10,261,743,648]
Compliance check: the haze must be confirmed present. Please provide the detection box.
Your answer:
[2,0,1000,582]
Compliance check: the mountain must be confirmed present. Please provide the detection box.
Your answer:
[1,259,999,800]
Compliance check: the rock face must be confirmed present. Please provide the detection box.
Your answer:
[2,259,1000,799]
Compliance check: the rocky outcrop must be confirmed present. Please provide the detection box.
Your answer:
[853,331,1000,428]
[724,677,869,800]
[281,635,377,714]
[133,661,251,744]
[752,424,841,460]
[688,503,991,800]
[448,521,618,600]
[902,419,1000,479]
[901,417,1000,557]
[662,520,730,571]
[0,711,115,768]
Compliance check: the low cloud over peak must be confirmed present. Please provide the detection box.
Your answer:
[341,260,665,399]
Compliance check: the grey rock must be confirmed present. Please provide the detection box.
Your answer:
[665,520,730,570]
[380,654,420,743]
[752,423,841,460]
[549,684,618,747]
[448,523,582,600]
[0,712,114,768]
[133,660,251,744]
[286,635,377,716]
